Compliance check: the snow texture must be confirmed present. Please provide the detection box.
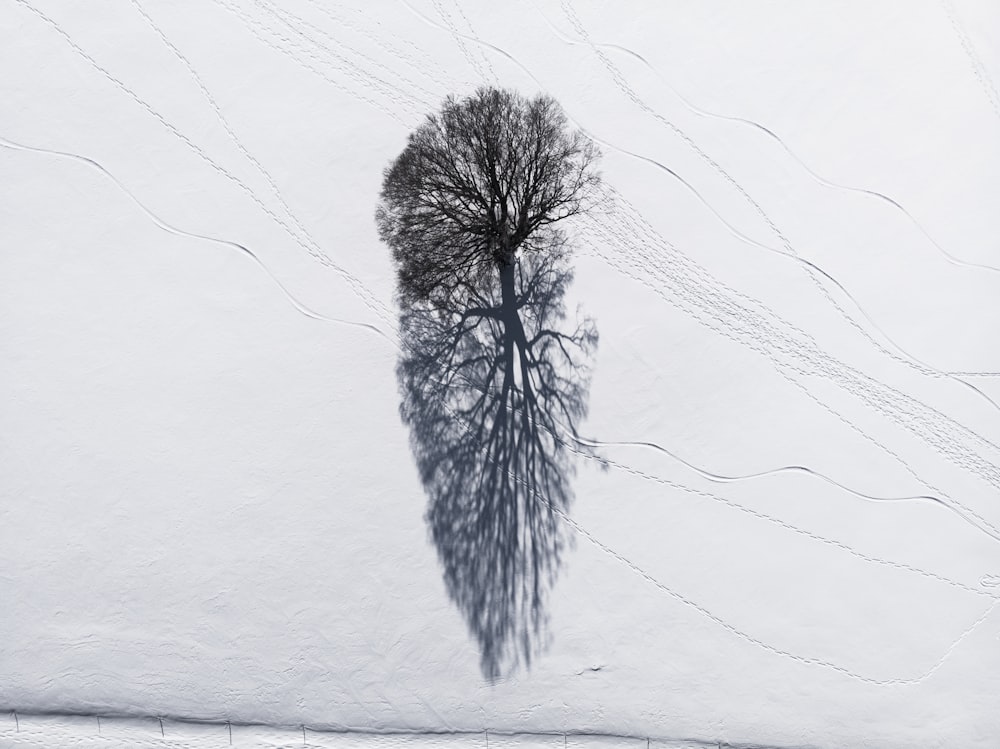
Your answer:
[2,0,999,747]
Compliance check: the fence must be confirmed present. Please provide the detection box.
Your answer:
[0,710,801,749]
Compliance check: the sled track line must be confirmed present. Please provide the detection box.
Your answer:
[0,135,392,343]
[576,430,1000,549]
[565,436,998,600]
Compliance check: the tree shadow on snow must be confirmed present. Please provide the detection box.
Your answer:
[397,250,597,681]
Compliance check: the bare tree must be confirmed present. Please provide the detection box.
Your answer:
[376,87,600,311]
[378,87,600,679]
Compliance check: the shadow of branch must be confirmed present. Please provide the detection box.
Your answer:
[397,251,598,681]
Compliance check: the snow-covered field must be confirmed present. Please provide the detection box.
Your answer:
[2,1,999,747]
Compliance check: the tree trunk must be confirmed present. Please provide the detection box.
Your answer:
[499,260,528,350]
[500,260,517,315]
[500,258,534,414]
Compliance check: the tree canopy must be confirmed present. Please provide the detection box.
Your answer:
[376,87,600,309]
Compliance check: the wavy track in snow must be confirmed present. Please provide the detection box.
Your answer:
[0,135,392,343]
[573,431,1000,547]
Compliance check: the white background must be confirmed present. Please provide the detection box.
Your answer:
[2,1,999,746]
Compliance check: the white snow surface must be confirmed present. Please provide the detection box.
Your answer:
[2,0,1000,747]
